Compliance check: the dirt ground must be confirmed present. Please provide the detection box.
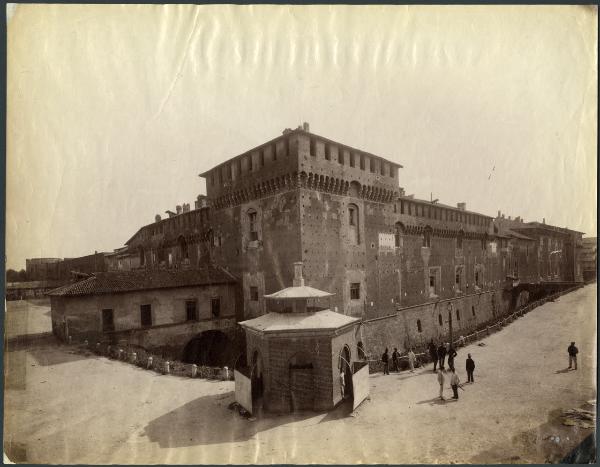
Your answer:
[3,284,597,464]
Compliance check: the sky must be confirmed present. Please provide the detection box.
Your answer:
[6,4,598,270]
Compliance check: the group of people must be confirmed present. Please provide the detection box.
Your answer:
[378,339,581,403]
[381,347,417,374]
[428,340,461,372]
[427,339,476,400]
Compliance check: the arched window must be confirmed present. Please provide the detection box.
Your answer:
[247,209,258,241]
[456,309,460,321]
[178,236,188,259]
[395,222,404,248]
[348,204,360,245]
[423,226,432,248]
[417,319,422,333]
[438,314,443,326]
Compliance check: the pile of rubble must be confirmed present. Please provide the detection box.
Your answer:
[562,402,595,429]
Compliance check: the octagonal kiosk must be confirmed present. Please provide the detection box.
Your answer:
[236,262,369,414]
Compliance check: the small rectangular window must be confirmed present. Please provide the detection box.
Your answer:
[259,150,265,168]
[310,138,316,157]
[248,155,253,172]
[400,201,405,214]
[360,155,365,170]
[325,144,331,160]
[350,283,360,300]
[211,298,220,317]
[350,152,355,168]
[140,304,152,327]
[102,309,114,332]
[370,158,375,173]
[186,300,198,321]
[338,148,344,164]
[250,286,259,301]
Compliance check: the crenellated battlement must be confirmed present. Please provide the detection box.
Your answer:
[199,125,403,201]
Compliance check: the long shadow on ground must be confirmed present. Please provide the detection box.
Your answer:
[143,393,321,448]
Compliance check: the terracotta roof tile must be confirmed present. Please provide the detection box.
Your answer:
[47,267,237,297]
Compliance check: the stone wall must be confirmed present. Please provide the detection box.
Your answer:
[50,284,238,359]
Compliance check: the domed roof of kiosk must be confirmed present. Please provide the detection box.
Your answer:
[264,285,333,300]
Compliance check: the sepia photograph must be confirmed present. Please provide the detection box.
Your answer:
[4,4,598,464]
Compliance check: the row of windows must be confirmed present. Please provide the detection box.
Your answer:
[208,139,292,186]
[394,201,489,227]
[101,299,222,332]
[309,137,396,178]
[414,306,477,333]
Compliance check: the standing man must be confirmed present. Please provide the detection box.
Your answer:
[568,342,579,370]
[429,340,438,372]
[392,347,400,372]
[447,345,458,371]
[408,348,416,373]
[450,368,461,399]
[438,343,447,370]
[437,369,445,400]
[382,348,390,375]
[466,353,475,383]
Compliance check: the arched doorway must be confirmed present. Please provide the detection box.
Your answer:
[182,330,229,366]
[338,345,353,400]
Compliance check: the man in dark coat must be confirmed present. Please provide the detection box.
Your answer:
[568,342,579,370]
[428,340,438,372]
[437,343,447,370]
[382,348,390,375]
[447,345,458,371]
[466,353,475,383]
[392,347,400,372]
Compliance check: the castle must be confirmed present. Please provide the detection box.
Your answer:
[49,123,585,368]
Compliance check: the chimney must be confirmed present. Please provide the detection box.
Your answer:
[155,214,161,223]
[497,210,501,218]
[543,218,546,224]
[508,216,511,221]
[183,203,190,213]
[282,128,292,135]
[501,214,505,219]
[165,210,176,218]
[293,262,305,287]
[303,122,310,132]
[457,202,466,211]
[176,205,182,215]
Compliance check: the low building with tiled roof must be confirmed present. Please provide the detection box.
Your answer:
[49,267,242,366]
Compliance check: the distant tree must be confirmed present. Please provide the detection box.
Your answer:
[18,269,29,282]
[6,269,19,282]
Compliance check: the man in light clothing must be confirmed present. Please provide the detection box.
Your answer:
[437,369,445,400]
[450,368,461,399]
[408,348,416,372]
